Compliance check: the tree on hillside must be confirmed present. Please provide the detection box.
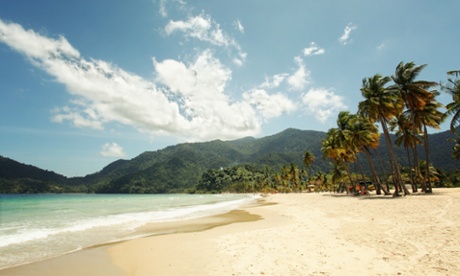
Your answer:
[443,71,460,133]
[451,135,460,161]
[303,151,315,181]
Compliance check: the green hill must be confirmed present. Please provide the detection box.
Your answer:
[1,128,459,193]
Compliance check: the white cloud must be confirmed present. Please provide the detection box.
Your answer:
[301,88,347,123]
[376,41,386,51]
[287,56,311,91]
[164,14,247,66]
[0,19,261,141]
[259,73,289,89]
[243,89,296,120]
[51,105,104,130]
[159,0,168,17]
[158,0,186,17]
[153,49,260,140]
[339,23,357,45]
[100,142,125,157]
[303,42,325,56]
[234,20,244,33]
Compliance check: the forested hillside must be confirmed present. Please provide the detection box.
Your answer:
[1,128,459,193]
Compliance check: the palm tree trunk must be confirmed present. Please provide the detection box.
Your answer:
[355,154,366,182]
[374,149,391,192]
[343,162,356,194]
[380,119,408,196]
[423,125,433,193]
[405,147,417,192]
[363,150,385,195]
[412,144,426,192]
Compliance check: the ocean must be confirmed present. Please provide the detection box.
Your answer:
[0,193,258,270]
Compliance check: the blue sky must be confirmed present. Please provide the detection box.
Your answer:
[0,0,458,176]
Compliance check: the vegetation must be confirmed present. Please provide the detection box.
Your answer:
[1,62,459,194]
[322,62,458,196]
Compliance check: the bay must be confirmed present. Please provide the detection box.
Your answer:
[0,193,257,270]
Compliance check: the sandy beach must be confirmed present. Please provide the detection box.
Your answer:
[2,188,460,276]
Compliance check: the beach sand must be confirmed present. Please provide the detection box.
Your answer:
[2,188,460,275]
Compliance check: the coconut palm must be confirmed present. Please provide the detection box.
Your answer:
[389,113,422,192]
[412,96,446,192]
[359,74,406,196]
[303,151,315,182]
[347,114,388,195]
[451,135,460,160]
[321,128,356,191]
[392,62,437,194]
[418,161,442,186]
[443,71,460,133]
[392,62,436,112]
[330,162,346,192]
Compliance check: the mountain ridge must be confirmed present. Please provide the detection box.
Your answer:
[1,128,458,193]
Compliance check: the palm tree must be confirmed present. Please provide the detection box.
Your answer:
[347,114,388,194]
[392,62,437,194]
[443,71,460,133]
[358,74,406,196]
[418,161,442,187]
[303,151,315,182]
[389,113,423,192]
[289,163,301,191]
[451,135,460,160]
[330,162,346,192]
[392,62,436,113]
[412,96,446,192]
[321,127,356,192]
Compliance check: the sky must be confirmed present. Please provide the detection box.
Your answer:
[0,0,459,177]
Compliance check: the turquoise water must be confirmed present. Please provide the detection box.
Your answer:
[0,193,257,270]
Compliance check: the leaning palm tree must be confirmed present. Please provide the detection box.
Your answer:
[359,74,406,196]
[389,113,423,192]
[392,62,437,194]
[442,71,460,133]
[347,114,388,195]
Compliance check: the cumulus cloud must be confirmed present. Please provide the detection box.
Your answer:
[243,89,296,120]
[0,19,262,141]
[153,49,261,140]
[287,56,311,91]
[164,14,247,66]
[339,23,357,45]
[301,88,347,123]
[100,142,125,157]
[303,42,325,56]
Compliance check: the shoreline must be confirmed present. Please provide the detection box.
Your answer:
[0,199,267,276]
[2,189,460,275]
